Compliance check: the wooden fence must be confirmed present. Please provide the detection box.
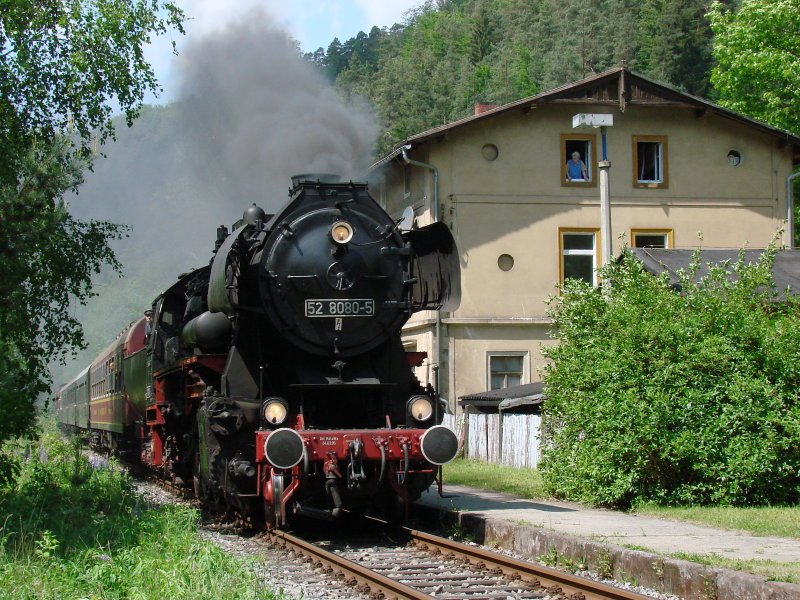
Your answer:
[442,412,541,469]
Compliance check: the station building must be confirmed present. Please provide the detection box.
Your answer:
[368,67,800,412]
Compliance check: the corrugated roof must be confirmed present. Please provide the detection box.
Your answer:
[459,381,545,403]
[630,248,800,299]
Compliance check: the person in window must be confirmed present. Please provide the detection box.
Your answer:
[144,309,153,340]
[566,151,588,181]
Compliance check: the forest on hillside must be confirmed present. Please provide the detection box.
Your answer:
[304,0,729,153]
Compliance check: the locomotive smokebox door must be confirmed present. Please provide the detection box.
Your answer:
[259,182,410,358]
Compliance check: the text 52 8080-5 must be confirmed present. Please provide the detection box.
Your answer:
[305,299,375,317]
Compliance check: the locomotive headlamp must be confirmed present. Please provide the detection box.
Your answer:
[263,398,288,425]
[408,395,434,422]
[330,221,354,245]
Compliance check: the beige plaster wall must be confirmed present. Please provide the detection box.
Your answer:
[433,104,789,207]
[375,100,796,404]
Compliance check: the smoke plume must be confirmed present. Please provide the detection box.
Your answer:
[56,11,379,382]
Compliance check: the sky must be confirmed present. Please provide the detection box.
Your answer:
[146,0,424,103]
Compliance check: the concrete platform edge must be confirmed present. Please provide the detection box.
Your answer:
[415,504,800,600]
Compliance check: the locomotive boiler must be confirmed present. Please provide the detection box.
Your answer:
[57,175,461,527]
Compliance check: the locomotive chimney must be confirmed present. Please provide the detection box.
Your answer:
[291,173,341,187]
[214,225,228,253]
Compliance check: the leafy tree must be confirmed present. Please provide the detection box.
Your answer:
[324,38,348,80]
[709,0,800,134]
[0,141,125,441]
[328,0,720,151]
[0,0,185,441]
[0,0,185,177]
[637,0,713,96]
[469,0,497,64]
[541,246,800,507]
[303,46,327,75]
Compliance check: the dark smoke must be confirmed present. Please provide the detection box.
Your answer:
[177,13,377,196]
[54,11,378,384]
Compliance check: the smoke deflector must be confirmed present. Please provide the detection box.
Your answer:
[404,221,461,312]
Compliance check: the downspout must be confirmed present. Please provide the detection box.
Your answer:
[401,145,443,401]
[788,171,800,248]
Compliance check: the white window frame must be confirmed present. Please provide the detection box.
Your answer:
[561,133,597,188]
[559,228,599,286]
[487,352,528,391]
[632,135,669,189]
[631,228,674,249]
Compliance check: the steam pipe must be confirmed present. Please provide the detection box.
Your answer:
[401,145,443,404]
[788,171,800,248]
[377,445,387,485]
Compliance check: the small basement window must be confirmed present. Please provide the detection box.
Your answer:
[631,229,673,249]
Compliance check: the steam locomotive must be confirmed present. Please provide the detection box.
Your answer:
[57,175,461,527]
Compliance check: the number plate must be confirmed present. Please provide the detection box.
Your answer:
[305,299,375,317]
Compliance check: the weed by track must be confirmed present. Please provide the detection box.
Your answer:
[0,425,279,600]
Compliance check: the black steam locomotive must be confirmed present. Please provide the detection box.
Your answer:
[57,175,461,527]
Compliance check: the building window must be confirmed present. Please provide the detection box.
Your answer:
[561,134,596,187]
[631,229,673,249]
[497,254,514,271]
[488,353,526,390]
[632,135,668,188]
[481,143,499,161]
[559,228,599,285]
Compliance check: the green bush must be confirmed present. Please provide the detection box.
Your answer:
[541,245,800,507]
[0,426,276,599]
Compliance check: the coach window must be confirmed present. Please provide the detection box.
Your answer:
[633,135,668,189]
[488,353,527,390]
[561,133,596,187]
[559,228,600,286]
[631,229,673,249]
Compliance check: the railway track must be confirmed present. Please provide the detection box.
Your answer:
[268,526,653,600]
[117,458,659,599]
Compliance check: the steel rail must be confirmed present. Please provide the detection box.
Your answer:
[269,529,430,600]
[119,459,652,600]
[405,528,651,600]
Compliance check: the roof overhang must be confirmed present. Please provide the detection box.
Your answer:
[371,67,800,170]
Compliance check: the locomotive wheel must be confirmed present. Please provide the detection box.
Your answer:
[263,472,284,529]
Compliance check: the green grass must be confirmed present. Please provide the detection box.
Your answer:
[0,427,280,599]
[443,459,800,541]
[669,552,800,584]
[632,504,800,539]
[442,458,546,499]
